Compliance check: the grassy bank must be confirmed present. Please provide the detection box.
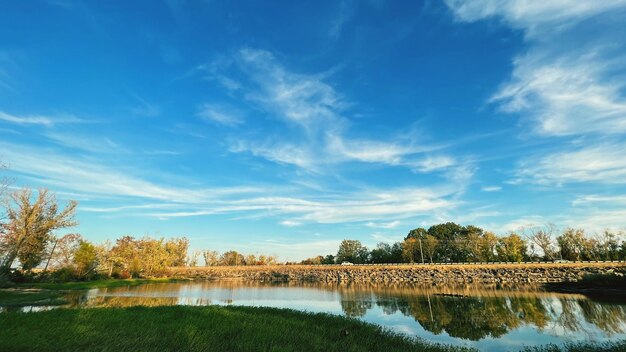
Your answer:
[0,305,470,352]
[0,278,179,307]
[15,277,177,291]
[0,289,65,306]
[544,273,626,302]
[1,305,624,352]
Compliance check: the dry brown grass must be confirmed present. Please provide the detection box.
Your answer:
[169,261,626,273]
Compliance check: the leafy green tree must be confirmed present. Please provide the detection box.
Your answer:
[557,228,586,261]
[405,228,428,240]
[336,240,368,264]
[402,238,421,263]
[73,240,98,278]
[369,242,395,263]
[427,222,467,262]
[479,231,499,262]
[321,254,335,264]
[165,237,189,266]
[496,233,527,262]
[0,188,77,273]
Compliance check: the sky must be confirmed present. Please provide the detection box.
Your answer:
[1,1,626,261]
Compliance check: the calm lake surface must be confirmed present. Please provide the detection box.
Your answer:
[19,281,626,351]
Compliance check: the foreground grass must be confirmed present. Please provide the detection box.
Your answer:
[0,305,472,352]
[0,289,65,306]
[1,306,624,352]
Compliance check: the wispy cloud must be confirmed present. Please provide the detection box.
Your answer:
[45,131,126,154]
[446,1,626,138]
[202,48,465,178]
[365,220,401,229]
[490,54,626,136]
[196,103,244,127]
[481,186,502,192]
[0,111,84,127]
[151,186,458,224]
[515,143,626,185]
[445,0,626,38]
[130,96,161,117]
[0,141,261,204]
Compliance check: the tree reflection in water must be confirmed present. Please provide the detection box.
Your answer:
[53,281,626,342]
[335,285,626,341]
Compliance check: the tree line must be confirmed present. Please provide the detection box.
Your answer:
[0,186,278,282]
[301,222,626,265]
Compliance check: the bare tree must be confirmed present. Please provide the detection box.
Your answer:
[526,224,558,261]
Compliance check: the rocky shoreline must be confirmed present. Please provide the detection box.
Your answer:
[168,263,626,285]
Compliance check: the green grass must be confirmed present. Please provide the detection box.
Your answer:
[0,305,624,351]
[0,289,66,306]
[15,278,177,290]
[519,341,626,352]
[0,305,473,352]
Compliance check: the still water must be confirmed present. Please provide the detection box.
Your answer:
[19,281,626,351]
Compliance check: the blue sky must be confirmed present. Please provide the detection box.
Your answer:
[1,1,626,261]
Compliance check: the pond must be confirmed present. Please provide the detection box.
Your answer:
[14,281,626,351]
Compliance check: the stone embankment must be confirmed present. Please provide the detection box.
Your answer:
[169,262,626,285]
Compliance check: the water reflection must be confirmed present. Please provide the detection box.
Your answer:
[15,281,626,351]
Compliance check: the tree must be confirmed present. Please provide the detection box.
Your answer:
[370,242,395,263]
[402,238,421,263]
[0,188,77,273]
[557,228,586,261]
[427,222,467,262]
[321,254,335,264]
[73,240,98,278]
[496,233,527,262]
[165,237,189,266]
[188,250,200,267]
[43,233,82,271]
[220,250,244,266]
[479,232,498,262]
[336,240,368,264]
[422,235,439,263]
[203,250,219,266]
[527,225,558,261]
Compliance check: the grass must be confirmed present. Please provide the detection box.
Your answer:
[0,289,66,306]
[1,305,624,352]
[544,273,626,302]
[0,305,473,352]
[519,342,626,352]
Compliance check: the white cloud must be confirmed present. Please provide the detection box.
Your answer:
[515,143,626,185]
[0,141,261,204]
[445,0,626,38]
[0,111,85,126]
[491,55,626,136]
[205,48,461,177]
[481,186,502,192]
[45,132,125,154]
[237,48,345,132]
[446,1,626,137]
[197,103,244,126]
[572,195,626,206]
[279,220,301,227]
[151,186,458,224]
[229,140,318,171]
[0,111,54,126]
[365,220,401,229]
